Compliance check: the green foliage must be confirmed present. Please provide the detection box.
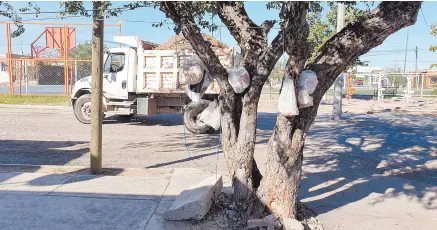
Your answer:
[0,2,40,37]
[307,2,370,64]
[69,41,93,59]
[429,24,437,69]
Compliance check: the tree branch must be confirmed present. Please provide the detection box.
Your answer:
[307,1,422,102]
[269,2,309,66]
[159,2,228,83]
[160,1,239,145]
[217,2,261,53]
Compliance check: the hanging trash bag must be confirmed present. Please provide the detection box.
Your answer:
[180,56,207,85]
[298,90,313,108]
[199,99,221,130]
[277,77,299,117]
[297,70,318,108]
[228,67,250,93]
[186,73,211,103]
[298,70,318,94]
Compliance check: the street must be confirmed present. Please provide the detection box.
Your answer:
[1,97,436,229]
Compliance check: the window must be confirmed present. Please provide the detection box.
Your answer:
[104,53,126,73]
[1,62,7,72]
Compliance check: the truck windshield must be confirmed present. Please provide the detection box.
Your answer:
[104,53,126,73]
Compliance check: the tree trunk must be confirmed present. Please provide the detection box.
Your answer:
[255,107,316,218]
[90,2,104,174]
[219,82,264,202]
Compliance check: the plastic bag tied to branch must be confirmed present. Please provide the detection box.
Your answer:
[297,70,318,109]
[198,99,221,130]
[186,73,212,103]
[278,76,299,117]
[180,55,207,85]
[228,67,250,93]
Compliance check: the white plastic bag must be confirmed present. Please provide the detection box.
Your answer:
[277,77,299,117]
[298,90,314,108]
[228,67,250,93]
[199,100,221,130]
[297,70,318,108]
[298,70,318,94]
[180,56,207,85]
[186,73,212,102]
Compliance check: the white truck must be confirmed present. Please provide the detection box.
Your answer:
[71,36,239,134]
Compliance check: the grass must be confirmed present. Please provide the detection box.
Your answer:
[0,94,71,105]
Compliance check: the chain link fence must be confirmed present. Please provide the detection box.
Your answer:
[349,72,436,98]
[0,59,91,95]
[0,21,120,96]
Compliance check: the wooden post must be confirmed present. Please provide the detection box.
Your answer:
[90,2,104,174]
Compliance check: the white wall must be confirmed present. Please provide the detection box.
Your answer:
[0,71,8,83]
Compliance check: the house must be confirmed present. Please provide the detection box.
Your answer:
[425,70,437,88]
[0,53,31,84]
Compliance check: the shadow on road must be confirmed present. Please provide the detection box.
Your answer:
[300,114,437,213]
[0,140,89,166]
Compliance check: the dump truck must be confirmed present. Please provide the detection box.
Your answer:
[71,36,240,134]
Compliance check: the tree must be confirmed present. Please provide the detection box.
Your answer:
[307,2,371,65]
[429,24,437,69]
[159,1,422,224]
[5,1,422,226]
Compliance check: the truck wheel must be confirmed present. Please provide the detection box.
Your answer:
[184,99,216,134]
[74,94,92,124]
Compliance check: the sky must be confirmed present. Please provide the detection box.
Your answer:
[2,1,436,71]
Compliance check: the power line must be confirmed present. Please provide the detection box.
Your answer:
[0,5,154,16]
[421,8,429,27]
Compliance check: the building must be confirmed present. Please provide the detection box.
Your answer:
[425,70,437,88]
[0,53,31,84]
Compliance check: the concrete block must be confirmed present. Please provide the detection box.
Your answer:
[164,175,223,221]
[283,218,304,230]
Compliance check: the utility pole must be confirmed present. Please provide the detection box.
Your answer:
[332,2,345,121]
[415,46,418,73]
[90,2,104,174]
[415,46,419,88]
[403,29,409,73]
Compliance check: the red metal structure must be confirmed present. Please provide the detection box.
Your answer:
[31,27,76,58]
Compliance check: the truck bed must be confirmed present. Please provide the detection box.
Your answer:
[136,49,239,94]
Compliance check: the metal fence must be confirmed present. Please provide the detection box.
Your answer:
[0,21,121,96]
[349,72,436,98]
[0,59,92,95]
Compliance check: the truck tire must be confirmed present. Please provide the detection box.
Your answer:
[184,99,216,134]
[73,94,94,124]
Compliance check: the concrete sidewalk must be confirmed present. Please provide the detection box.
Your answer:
[0,166,227,230]
[1,164,436,230]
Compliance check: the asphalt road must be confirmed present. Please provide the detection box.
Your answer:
[0,105,237,177]
[0,96,436,179]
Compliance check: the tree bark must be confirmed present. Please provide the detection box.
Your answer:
[90,1,104,174]
[255,1,421,223]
